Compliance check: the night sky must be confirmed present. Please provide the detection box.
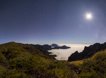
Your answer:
[0,0,106,44]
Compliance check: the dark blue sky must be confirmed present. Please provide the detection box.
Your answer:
[0,0,106,44]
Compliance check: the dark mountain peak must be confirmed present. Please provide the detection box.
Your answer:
[68,42,106,61]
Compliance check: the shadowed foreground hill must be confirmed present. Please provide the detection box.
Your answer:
[0,42,77,78]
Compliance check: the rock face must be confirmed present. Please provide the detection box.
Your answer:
[68,42,106,61]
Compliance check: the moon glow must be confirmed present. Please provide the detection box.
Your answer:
[85,12,93,20]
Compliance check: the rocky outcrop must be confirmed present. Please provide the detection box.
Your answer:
[68,42,106,61]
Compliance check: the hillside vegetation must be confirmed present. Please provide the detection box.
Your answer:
[70,49,106,78]
[0,42,77,78]
[0,42,106,78]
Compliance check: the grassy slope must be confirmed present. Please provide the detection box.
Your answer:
[70,49,106,78]
[0,42,77,78]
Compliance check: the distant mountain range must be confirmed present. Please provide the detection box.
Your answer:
[34,43,70,50]
[68,42,106,61]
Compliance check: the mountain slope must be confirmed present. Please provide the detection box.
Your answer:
[79,49,106,78]
[0,42,106,78]
[0,42,77,78]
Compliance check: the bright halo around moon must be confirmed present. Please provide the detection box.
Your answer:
[85,12,93,20]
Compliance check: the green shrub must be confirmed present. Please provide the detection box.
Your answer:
[0,65,7,77]
[5,70,29,78]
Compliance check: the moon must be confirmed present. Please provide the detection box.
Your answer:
[85,12,93,20]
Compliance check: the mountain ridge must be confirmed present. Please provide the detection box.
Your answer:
[68,42,106,61]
